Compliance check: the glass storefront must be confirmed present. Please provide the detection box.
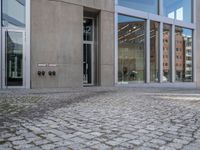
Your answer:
[118,15,146,83]
[163,0,192,23]
[116,0,194,85]
[175,27,193,82]
[118,0,158,14]
[150,21,160,82]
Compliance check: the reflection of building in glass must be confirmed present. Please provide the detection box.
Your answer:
[118,19,145,83]
[150,22,159,82]
[184,36,193,81]
[163,24,171,82]
[175,28,185,81]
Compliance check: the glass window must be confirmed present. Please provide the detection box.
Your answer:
[83,18,93,41]
[118,15,146,83]
[163,24,172,82]
[2,0,26,27]
[150,21,160,83]
[175,27,193,82]
[163,0,192,23]
[118,0,158,14]
[5,31,23,86]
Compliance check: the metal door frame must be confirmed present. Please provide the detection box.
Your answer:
[2,28,26,88]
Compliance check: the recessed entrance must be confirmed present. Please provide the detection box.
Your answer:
[2,29,25,87]
[83,18,95,85]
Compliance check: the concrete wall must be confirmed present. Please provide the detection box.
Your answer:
[31,0,114,88]
[56,0,114,12]
[99,11,115,86]
[196,0,200,87]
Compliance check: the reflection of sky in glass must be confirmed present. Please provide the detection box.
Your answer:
[183,28,192,37]
[2,0,26,27]
[163,0,192,23]
[118,0,158,14]
[118,15,145,23]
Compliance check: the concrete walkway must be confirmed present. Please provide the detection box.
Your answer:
[0,87,200,150]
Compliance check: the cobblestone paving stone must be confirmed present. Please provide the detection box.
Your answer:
[0,87,200,150]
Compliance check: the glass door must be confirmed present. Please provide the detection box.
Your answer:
[2,29,25,87]
[83,18,95,85]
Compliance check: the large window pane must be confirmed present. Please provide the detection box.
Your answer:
[150,21,160,82]
[175,27,193,82]
[118,0,158,14]
[118,15,146,83]
[163,0,192,23]
[163,24,172,82]
[2,0,26,27]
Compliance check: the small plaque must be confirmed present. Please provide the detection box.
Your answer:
[48,64,57,67]
[38,64,47,67]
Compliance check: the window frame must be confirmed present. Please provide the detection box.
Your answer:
[115,0,196,87]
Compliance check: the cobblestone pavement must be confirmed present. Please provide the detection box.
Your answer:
[1,87,200,150]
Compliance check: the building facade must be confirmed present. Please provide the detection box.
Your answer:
[0,0,199,89]
[0,0,115,88]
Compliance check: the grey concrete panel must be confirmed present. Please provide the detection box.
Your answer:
[31,0,83,88]
[100,11,114,65]
[58,0,114,12]
[100,65,114,86]
[99,11,115,86]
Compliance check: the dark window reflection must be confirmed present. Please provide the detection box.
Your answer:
[150,21,160,82]
[175,27,193,82]
[83,18,93,41]
[83,44,92,84]
[118,0,158,14]
[163,0,192,23]
[6,31,23,86]
[2,0,26,27]
[163,24,172,82]
[118,15,146,83]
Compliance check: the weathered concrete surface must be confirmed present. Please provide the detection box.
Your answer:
[99,11,115,86]
[31,0,83,88]
[56,0,114,12]
[31,0,115,88]
[1,87,200,149]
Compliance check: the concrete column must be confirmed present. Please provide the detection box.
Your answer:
[99,10,115,86]
[196,0,200,87]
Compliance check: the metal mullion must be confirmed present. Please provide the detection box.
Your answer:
[159,0,163,16]
[159,22,163,83]
[171,24,175,83]
[0,0,2,88]
[146,19,150,83]
[193,0,196,83]
[115,12,118,84]
[25,0,31,89]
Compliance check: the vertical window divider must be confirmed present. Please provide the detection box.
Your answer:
[171,24,175,83]
[193,0,196,83]
[159,0,163,16]
[115,12,119,84]
[25,0,31,89]
[0,0,2,88]
[159,22,163,83]
[146,18,150,83]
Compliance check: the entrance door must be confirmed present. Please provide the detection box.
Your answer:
[2,29,25,88]
[83,18,95,85]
